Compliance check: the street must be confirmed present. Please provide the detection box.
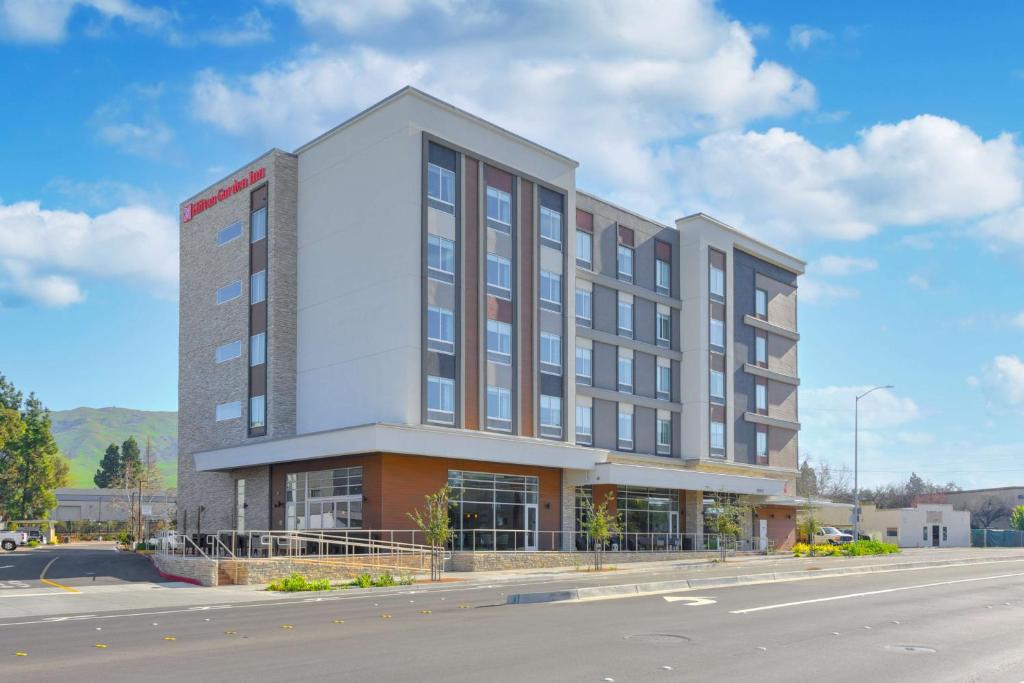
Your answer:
[1,548,1023,681]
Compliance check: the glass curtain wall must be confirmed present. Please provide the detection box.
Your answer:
[448,471,539,550]
[617,486,679,550]
[285,467,363,530]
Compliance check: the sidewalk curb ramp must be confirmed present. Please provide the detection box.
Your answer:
[505,555,1024,605]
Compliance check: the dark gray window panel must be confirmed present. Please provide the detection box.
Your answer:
[592,341,617,392]
[633,237,656,292]
[538,186,563,212]
[633,351,656,399]
[593,398,617,450]
[540,372,563,398]
[596,219,618,280]
[428,142,457,170]
[634,406,657,456]
[634,298,656,346]
[426,350,457,379]
[672,412,683,458]
[592,284,617,335]
[671,359,681,403]
[670,308,681,352]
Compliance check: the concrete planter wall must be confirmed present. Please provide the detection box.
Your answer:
[448,550,723,572]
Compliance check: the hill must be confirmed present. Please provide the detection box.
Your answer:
[50,407,177,489]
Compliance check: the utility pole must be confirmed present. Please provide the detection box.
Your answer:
[854,385,894,542]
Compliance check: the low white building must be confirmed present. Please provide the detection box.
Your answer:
[860,503,971,548]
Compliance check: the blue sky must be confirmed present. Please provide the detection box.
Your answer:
[1,0,1022,488]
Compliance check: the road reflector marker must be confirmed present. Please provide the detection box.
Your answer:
[224,631,237,635]
[419,610,432,614]
[94,644,107,649]
[281,624,294,630]
[458,604,470,609]
[381,614,392,619]
[332,620,344,624]
[15,652,27,657]
[163,636,176,641]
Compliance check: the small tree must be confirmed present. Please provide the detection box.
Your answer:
[1011,505,1024,532]
[709,495,754,560]
[407,485,454,581]
[581,492,620,571]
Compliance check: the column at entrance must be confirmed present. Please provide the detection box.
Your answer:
[684,490,704,550]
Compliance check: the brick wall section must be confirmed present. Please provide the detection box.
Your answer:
[463,157,481,430]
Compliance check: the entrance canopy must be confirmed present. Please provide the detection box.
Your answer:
[566,462,785,497]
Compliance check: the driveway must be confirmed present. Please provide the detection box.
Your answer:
[0,542,163,595]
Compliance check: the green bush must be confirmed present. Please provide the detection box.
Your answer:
[347,572,416,589]
[26,540,39,548]
[355,573,374,588]
[267,572,333,592]
[792,539,898,557]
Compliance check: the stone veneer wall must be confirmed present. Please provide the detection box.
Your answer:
[219,555,431,585]
[151,555,220,587]
[449,550,725,572]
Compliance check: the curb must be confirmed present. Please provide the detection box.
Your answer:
[505,555,1024,605]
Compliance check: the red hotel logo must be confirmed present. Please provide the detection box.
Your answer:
[182,167,266,223]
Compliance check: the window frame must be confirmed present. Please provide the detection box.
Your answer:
[540,270,562,312]
[427,234,456,282]
[755,380,768,414]
[216,280,243,305]
[217,221,243,246]
[216,339,242,364]
[617,299,634,338]
[486,385,512,431]
[710,420,726,453]
[539,395,562,438]
[756,427,768,465]
[426,375,455,424]
[486,319,512,364]
[540,206,562,246]
[710,316,725,349]
[485,186,511,230]
[249,394,266,430]
[575,345,593,385]
[486,253,512,299]
[709,264,725,298]
[755,287,768,319]
[655,258,671,295]
[617,354,633,394]
[656,417,672,454]
[656,311,671,347]
[575,405,593,445]
[215,401,242,422]
[250,332,266,367]
[755,332,768,366]
[709,368,725,402]
[575,229,592,269]
[427,306,455,355]
[540,332,562,375]
[250,269,267,305]
[617,410,634,451]
[656,364,671,401]
[575,287,592,327]
[617,244,634,283]
[427,162,456,212]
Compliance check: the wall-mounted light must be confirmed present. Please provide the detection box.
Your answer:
[273,501,283,509]
[544,502,551,510]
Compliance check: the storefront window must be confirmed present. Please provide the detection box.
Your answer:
[285,466,363,530]
[618,486,678,536]
[448,470,539,550]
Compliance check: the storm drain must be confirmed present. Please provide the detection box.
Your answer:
[623,633,692,644]
[884,644,937,655]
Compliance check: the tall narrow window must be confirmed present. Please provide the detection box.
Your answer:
[656,311,671,347]
[250,332,266,366]
[617,411,634,450]
[486,320,512,363]
[428,163,455,212]
[755,379,768,414]
[486,253,511,299]
[575,345,592,385]
[710,368,725,401]
[656,259,671,295]
[710,315,724,348]
[486,186,511,229]
[486,386,512,431]
[755,331,768,366]
[710,420,725,451]
[540,395,562,437]
[250,270,266,304]
[709,263,725,298]
[427,306,455,354]
[427,234,455,282]
[249,395,266,430]
[250,207,267,243]
[576,230,592,269]
[576,405,593,445]
[575,288,592,326]
[755,288,768,319]
[657,365,671,400]
[540,206,562,245]
[617,299,633,338]
[617,245,634,283]
[540,270,562,311]
[427,376,454,424]
[756,426,768,465]
[618,354,633,393]
[657,418,672,454]
[540,332,562,375]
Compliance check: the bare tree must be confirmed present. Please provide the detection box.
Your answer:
[965,496,1012,529]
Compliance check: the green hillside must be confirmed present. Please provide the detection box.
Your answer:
[50,407,177,489]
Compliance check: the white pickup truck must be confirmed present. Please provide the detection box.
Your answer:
[1,530,28,551]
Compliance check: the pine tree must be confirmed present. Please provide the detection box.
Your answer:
[94,443,122,488]
[120,436,142,487]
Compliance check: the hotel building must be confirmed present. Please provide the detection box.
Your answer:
[178,87,804,552]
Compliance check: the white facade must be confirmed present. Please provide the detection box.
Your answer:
[860,503,971,548]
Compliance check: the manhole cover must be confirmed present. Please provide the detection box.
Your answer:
[624,633,692,644]
[884,644,937,655]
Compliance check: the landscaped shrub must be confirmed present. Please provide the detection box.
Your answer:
[26,540,39,548]
[348,572,417,589]
[355,573,374,588]
[792,540,899,557]
[267,573,332,592]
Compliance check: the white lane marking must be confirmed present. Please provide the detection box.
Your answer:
[663,596,717,606]
[0,565,14,569]
[731,571,1024,614]
[0,592,80,599]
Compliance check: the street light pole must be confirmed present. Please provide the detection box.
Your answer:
[854,384,894,542]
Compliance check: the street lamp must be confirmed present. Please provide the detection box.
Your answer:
[853,385,894,542]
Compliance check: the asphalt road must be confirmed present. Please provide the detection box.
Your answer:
[2,559,1023,681]
[0,543,162,594]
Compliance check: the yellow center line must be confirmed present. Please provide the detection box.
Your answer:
[40,557,80,593]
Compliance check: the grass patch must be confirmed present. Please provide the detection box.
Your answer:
[345,572,415,589]
[267,573,333,592]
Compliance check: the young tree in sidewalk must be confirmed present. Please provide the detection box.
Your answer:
[407,485,454,581]
[581,491,621,571]
[94,443,122,488]
[709,495,754,560]
[1011,506,1024,532]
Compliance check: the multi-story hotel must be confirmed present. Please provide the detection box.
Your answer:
[178,87,804,552]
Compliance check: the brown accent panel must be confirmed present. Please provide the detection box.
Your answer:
[576,209,593,233]
[463,157,481,430]
[251,184,268,211]
[710,404,726,422]
[655,239,672,261]
[709,247,726,268]
[249,365,266,395]
[487,296,513,323]
[250,301,267,332]
[617,225,635,247]
[756,505,796,550]
[483,165,513,193]
[519,180,535,436]
[591,484,617,516]
[710,351,725,372]
[710,301,725,320]
[251,246,268,273]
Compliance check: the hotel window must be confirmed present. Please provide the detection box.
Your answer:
[656,311,671,347]
[617,244,634,283]
[617,410,634,451]
[709,263,725,298]
[755,331,767,366]
[576,230,592,269]
[251,207,267,243]
[427,234,455,282]
[656,258,671,295]
[618,298,633,338]
[486,253,512,299]
[575,287,592,327]
[756,426,768,465]
[540,332,562,375]
[250,270,267,304]
[540,206,562,246]
[427,306,455,354]
[486,186,511,230]
[755,379,768,414]
[755,288,768,319]
[657,364,671,401]
[486,320,512,363]
[618,353,633,393]
[657,418,672,455]
[710,314,724,349]
[486,386,512,431]
[216,339,242,364]
[540,395,562,437]
[249,395,266,430]
[710,368,725,402]
[710,420,725,452]
[250,332,266,366]
[576,405,593,445]
[576,345,592,385]
[427,375,455,424]
[216,280,242,305]
[427,162,455,212]
[448,471,538,551]
[286,467,363,531]
[540,270,562,311]
[217,221,242,246]
[215,401,241,422]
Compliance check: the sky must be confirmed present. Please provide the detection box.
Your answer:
[0,0,1022,489]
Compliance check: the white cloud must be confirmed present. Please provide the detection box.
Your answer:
[199,8,271,47]
[802,385,920,431]
[276,0,483,32]
[799,255,877,304]
[788,24,831,50]
[1012,312,1024,329]
[975,205,1024,255]
[0,0,173,43]
[907,274,930,290]
[0,199,177,308]
[813,255,878,277]
[798,278,859,305]
[981,355,1024,407]
[96,121,173,158]
[91,83,174,159]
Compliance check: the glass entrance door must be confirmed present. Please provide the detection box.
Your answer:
[526,504,538,551]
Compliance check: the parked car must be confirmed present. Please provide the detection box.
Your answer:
[25,528,46,544]
[0,531,28,551]
[814,527,853,545]
[147,530,179,551]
